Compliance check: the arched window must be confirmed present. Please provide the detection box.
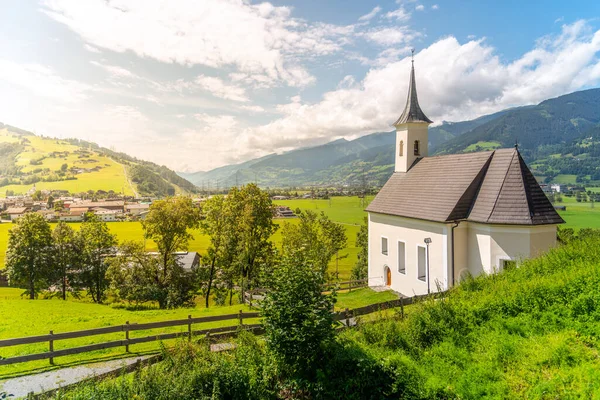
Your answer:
[414,140,420,156]
[398,140,404,156]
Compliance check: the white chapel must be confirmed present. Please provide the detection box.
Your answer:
[366,60,564,296]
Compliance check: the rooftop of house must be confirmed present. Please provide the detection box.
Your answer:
[5,207,28,214]
[366,148,565,226]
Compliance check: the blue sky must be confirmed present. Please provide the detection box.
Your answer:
[1,0,600,172]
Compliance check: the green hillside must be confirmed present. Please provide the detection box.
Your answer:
[0,123,197,197]
[52,234,600,399]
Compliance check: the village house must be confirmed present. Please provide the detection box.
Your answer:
[125,203,150,215]
[59,212,83,222]
[4,207,29,221]
[77,200,125,212]
[366,61,564,296]
[93,208,120,222]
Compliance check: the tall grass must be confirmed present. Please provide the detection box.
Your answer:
[52,238,600,399]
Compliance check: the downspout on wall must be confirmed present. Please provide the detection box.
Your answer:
[450,221,460,287]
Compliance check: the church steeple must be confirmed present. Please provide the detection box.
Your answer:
[394,53,432,173]
[394,54,432,126]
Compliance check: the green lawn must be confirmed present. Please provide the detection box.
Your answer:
[274,195,373,225]
[0,287,395,378]
[553,174,578,184]
[556,196,600,230]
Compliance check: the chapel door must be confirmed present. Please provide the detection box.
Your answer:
[386,268,391,286]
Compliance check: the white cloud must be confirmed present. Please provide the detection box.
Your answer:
[0,59,89,101]
[83,43,101,53]
[40,0,357,88]
[363,27,419,46]
[385,7,411,21]
[241,105,266,113]
[90,61,137,79]
[431,4,439,10]
[223,21,600,162]
[415,5,425,11]
[358,6,382,21]
[194,75,249,102]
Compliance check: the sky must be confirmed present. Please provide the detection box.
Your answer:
[1,1,600,173]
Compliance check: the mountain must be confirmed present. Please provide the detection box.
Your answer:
[438,89,600,155]
[180,107,520,187]
[0,122,197,197]
[435,89,600,184]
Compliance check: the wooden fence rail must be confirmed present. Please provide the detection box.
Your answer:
[244,279,368,307]
[0,296,425,367]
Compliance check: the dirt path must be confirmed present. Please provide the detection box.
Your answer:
[122,164,138,198]
[0,355,156,399]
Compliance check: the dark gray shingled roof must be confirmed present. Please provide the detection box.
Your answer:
[393,63,433,125]
[366,148,564,225]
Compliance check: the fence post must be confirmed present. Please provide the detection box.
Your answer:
[345,308,350,327]
[188,315,192,341]
[239,310,243,327]
[400,297,404,319]
[125,321,130,352]
[49,330,54,365]
[349,281,352,292]
[205,331,211,351]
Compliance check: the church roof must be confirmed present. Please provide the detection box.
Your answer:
[393,62,433,125]
[366,148,564,225]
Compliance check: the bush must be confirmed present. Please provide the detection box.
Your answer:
[261,254,336,378]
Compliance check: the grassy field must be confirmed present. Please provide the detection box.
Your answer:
[49,236,600,399]
[553,174,578,184]
[556,195,600,230]
[0,287,396,378]
[464,140,502,152]
[274,196,374,226]
[0,129,136,196]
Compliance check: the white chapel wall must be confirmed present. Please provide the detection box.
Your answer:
[368,212,448,296]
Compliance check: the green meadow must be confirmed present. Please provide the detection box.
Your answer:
[0,286,397,378]
[0,129,136,196]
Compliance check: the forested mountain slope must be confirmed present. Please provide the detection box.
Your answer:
[181,89,600,188]
[0,123,197,197]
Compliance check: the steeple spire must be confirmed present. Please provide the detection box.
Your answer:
[393,53,432,126]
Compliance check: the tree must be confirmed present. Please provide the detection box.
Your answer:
[51,222,82,300]
[141,197,201,308]
[61,163,68,172]
[200,195,235,308]
[351,217,368,281]
[54,200,64,211]
[78,215,117,303]
[6,213,53,299]
[107,241,196,308]
[47,195,55,208]
[32,190,43,201]
[228,184,277,296]
[261,254,336,377]
[281,210,347,276]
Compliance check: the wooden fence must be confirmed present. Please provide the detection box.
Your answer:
[0,296,426,367]
[243,279,368,307]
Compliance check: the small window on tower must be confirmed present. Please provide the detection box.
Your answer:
[399,140,404,156]
[414,140,420,156]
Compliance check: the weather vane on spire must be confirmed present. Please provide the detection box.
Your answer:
[411,48,415,63]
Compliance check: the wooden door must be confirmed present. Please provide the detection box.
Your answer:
[386,268,391,286]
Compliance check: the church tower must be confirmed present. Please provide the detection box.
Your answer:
[394,56,432,173]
